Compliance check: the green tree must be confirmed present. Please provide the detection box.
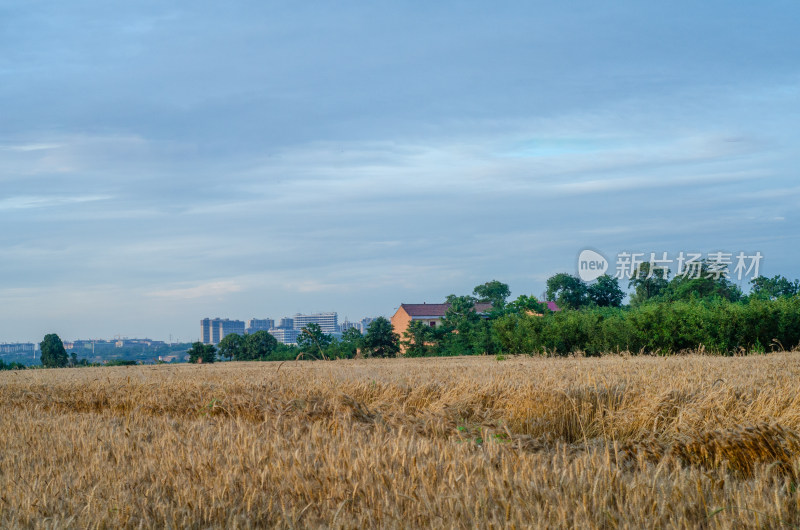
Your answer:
[40,333,68,368]
[218,333,245,361]
[445,293,476,305]
[297,323,333,359]
[362,317,400,358]
[187,342,216,363]
[587,274,625,307]
[243,330,279,360]
[269,343,300,361]
[402,320,435,357]
[439,295,483,355]
[662,261,741,303]
[628,262,670,306]
[546,273,588,310]
[503,294,548,315]
[0,360,26,370]
[749,275,799,300]
[472,280,511,309]
[337,327,363,359]
[471,318,500,355]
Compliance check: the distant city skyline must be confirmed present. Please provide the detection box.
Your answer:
[200,312,377,346]
[0,271,793,344]
[0,309,384,344]
[2,2,799,343]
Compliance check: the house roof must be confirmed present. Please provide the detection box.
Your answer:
[399,302,494,318]
[400,303,450,317]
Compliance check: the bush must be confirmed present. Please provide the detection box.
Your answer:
[105,359,138,366]
[0,360,26,370]
[492,297,800,356]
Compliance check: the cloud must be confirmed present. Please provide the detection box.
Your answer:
[0,143,62,152]
[1,2,799,342]
[547,170,763,195]
[148,281,243,300]
[0,194,111,210]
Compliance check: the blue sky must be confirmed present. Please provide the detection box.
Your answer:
[1,1,799,342]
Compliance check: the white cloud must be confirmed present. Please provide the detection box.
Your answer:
[2,2,799,342]
[0,143,62,152]
[0,194,111,210]
[148,280,243,300]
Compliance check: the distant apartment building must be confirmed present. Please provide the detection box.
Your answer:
[340,319,359,332]
[340,317,377,334]
[201,318,246,345]
[0,342,36,355]
[66,340,115,353]
[269,328,300,345]
[293,312,338,334]
[115,339,166,348]
[246,318,274,334]
[277,317,294,330]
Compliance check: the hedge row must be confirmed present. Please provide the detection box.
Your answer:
[492,297,800,356]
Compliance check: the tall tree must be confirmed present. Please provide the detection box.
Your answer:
[40,333,68,368]
[297,323,332,359]
[362,317,400,358]
[217,333,244,361]
[664,261,741,302]
[546,273,588,310]
[439,295,483,355]
[472,280,511,309]
[243,330,279,360]
[628,262,670,306]
[471,318,500,355]
[338,327,363,359]
[587,274,625,307]
[187,342,216,364]
[749,275,800,300]
[402,320,435,357]
[445,293,476,305]
[503,294,548,315]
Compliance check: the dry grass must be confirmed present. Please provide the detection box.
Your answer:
[1,353,800,528]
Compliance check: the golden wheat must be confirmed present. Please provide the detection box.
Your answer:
[1,353,799,528]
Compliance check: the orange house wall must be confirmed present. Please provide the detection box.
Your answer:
[391,307,412,350]
[392,307,444,354]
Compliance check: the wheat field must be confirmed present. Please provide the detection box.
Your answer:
[1,353,799,528]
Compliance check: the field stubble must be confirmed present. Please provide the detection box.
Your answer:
[1,353,800,528]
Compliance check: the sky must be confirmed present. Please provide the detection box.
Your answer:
[1,1,799,343]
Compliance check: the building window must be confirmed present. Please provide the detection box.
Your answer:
[429,321,436,327]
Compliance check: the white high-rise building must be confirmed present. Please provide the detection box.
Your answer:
[269,328,300,345]
[293,312,338,334]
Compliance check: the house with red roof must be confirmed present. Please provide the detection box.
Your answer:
[391,300,560,352]
[390,302,494,346]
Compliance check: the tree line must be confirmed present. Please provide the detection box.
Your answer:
[184,317,402,363]
[402,273,800,357]
[27,268,800,368]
